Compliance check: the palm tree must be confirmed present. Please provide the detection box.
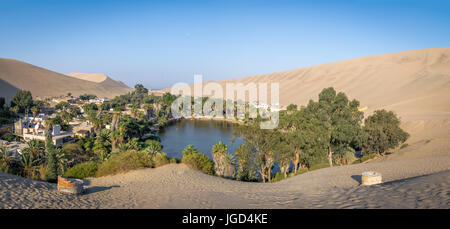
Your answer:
[31,106,38,122]
[212,141,234,177]
[55,149,69,174]
[182,145,199,156]
[93,129,111,161]
[212,141,228,156]
[44,119,53,140]
[20,151,40,178]
[110,129,124,150]
[0,146,8,160]
[23,140,45,160]
[145,143,162,157]
[10,106,19,116]
[92,119,103,135]
[59,110,71,124]
[130,103,139,120]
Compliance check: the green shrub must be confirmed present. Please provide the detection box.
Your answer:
[309,163,330,171]
[352,153,378,164]
[294,168,308,175]
[64,161,98,179]
[153,152,170,167]
[181,145,214,175]
[400,143,409,149]
[0,161,9,173]
[0,117,13,126]
[96,150,153,177]
[1,133,20,142]
[169,158,178,164]
[271,172,286,182]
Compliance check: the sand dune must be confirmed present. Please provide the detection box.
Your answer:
[0,58,132,102]
[166,48,450,161]
[167,48,450,119]
[66,72,130,89]
[66,72,109,83]
[1,155,449,209]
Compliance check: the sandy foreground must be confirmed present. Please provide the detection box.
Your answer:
[1,151,449,209]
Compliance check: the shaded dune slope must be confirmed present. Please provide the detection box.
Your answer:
[0,58,132,102]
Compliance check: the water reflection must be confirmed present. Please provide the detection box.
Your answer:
[159,119,243,159]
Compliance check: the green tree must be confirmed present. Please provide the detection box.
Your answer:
[79,94,97,101]
[45,130,58,182]
[234,144,258,181]
[134,84,148,95]
[93,129,112,161]
[61,143,86,165]
[144,139,163,157]
[0,97,5,110]
[19,150,40,178]
[31,106,39,121]
[11,90,33,113]
[305,87,364,167]
[363,109,409,155]
[22,140,45,160]
[162,93,177,106]
[286,104,298,111]
[235,120,281,182]
[55,101,70,111]
[212,141,235,178]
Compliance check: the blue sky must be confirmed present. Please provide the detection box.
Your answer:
[1,0,449,89]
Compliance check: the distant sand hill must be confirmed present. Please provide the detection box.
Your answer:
[0,58,132,102]
[166,48,450,160]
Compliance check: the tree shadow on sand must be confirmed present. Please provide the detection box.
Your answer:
[351,175,362,185]
[84,185,120,195]
[80,179,120,194]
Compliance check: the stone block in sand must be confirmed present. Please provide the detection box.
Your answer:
[361,171,382,185]
[57,176,84,194]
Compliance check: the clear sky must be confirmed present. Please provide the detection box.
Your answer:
[1,0,449,89]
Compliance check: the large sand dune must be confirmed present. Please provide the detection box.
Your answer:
[167,48,450,120]
[0,58,132,102]
[166,48,450,161]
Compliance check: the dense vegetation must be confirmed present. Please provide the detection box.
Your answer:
[0,87,178,181]
[232,87,409,182]
[0,86,409,183]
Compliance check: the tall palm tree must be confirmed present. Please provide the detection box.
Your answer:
[0,146,8,160]
[31,106,38,122]
[110,129,124,150]
[212,141,231,177]
[93,129,111,161]
[212,141,228,156]
[55,149,69,174]
[92,119,103,135]
[130,103,139,120]
[44,119,53,140]
[20,151,40,178]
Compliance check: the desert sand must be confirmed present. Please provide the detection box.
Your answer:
[0,58,132,103]
[66,72,110,83]
[1,48,449,208]
[0,152,449,209]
